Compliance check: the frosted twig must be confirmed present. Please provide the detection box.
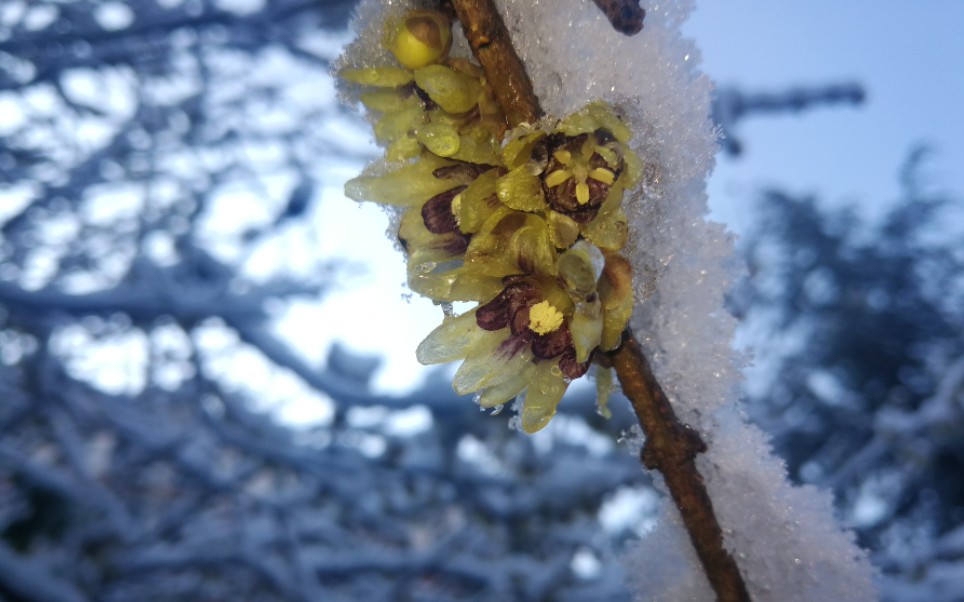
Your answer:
[609,333,751,601]
[446,0,543,125]
[447,1,750,599]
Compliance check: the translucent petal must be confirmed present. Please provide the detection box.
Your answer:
[345,154,464,207]
[558,241,605,299]
[496,167,547,212]
[386,136,422,162]
[374,106,425,145]
[599,255,634,350]
[510,223,557,277]
[413,64,480,114]
[478,366,534,408]
[582,210,628,251]
[453,334,533,395]
[557,101,632,143]
[502,130,546,170]
[621,148,645,189]
[339,66,413,87]
[416,309,482,364]
[452,169,500,233]
[415,122,460,157]
[570,300,603,363]
[449,126,501,165]
[547,211,580,249]
[521,363,568,433]
[595,367,615,419]
[360,89,422,113]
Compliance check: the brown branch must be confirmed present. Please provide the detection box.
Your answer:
[610,332,751,601]
[446,0,542,126]
[592,0,646,35]
[446,1,751,599]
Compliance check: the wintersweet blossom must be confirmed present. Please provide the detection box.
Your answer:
[339,7,640,432]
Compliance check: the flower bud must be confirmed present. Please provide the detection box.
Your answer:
[388,10,452,70]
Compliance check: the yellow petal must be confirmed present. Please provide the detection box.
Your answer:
[478,367,534,408]
[416,309,482,364]
[346,155,461,207]
[415,122,460,157]
[510,221,557,277]
[547,211,580,249]
[595,367,614,419]
[374,106,425,145]
[452,169,500,233]
[521,363,568,433]
[599,254,634,351]
[360,89,422,113]
[570,300,603,363]
[453,333,533,395]
[339,66,413,87]
[558,240,605,299]
[413,64,481,114]
[581,210,628,251]
[496,167,548,213]
[502,129,546,170]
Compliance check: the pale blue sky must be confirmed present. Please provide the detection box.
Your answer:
[686,1,964,229]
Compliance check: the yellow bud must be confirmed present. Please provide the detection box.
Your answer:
[528,300,564,335]
[388,10,452,70]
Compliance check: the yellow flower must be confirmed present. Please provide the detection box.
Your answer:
[339,15,642,432]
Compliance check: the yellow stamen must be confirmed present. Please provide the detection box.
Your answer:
[528,300,564,335]
[588,167,615,185]
[544,169,571,187]
[552,150,572,165]
[575,181,590,205]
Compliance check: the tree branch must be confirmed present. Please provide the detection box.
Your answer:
[447,1,751,599]
[610,333,751,601]
[446,0,542,126]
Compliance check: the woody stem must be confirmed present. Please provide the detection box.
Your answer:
[446,0,751,600]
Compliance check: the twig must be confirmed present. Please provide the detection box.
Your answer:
[446,0,542,125]
[591,0,645,35]
[610,333,751,601]
[447,1,751,599]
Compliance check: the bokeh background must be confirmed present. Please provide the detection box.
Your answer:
[1,1,962,600]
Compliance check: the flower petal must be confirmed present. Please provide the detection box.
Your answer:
[496,167,548,213]
[339,66,413,87]
[521,363,568,433]
[413,64,481,114]
[416,309,484,364]
[478,366,534,408]
[453,333,532,395]
[345,154,465,207]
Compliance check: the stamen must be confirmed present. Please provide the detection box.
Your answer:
[528,300,564,335]
[552,150,572,165]
[544,170,571,187]
[575,182,590,205]
[588,167,615,184]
